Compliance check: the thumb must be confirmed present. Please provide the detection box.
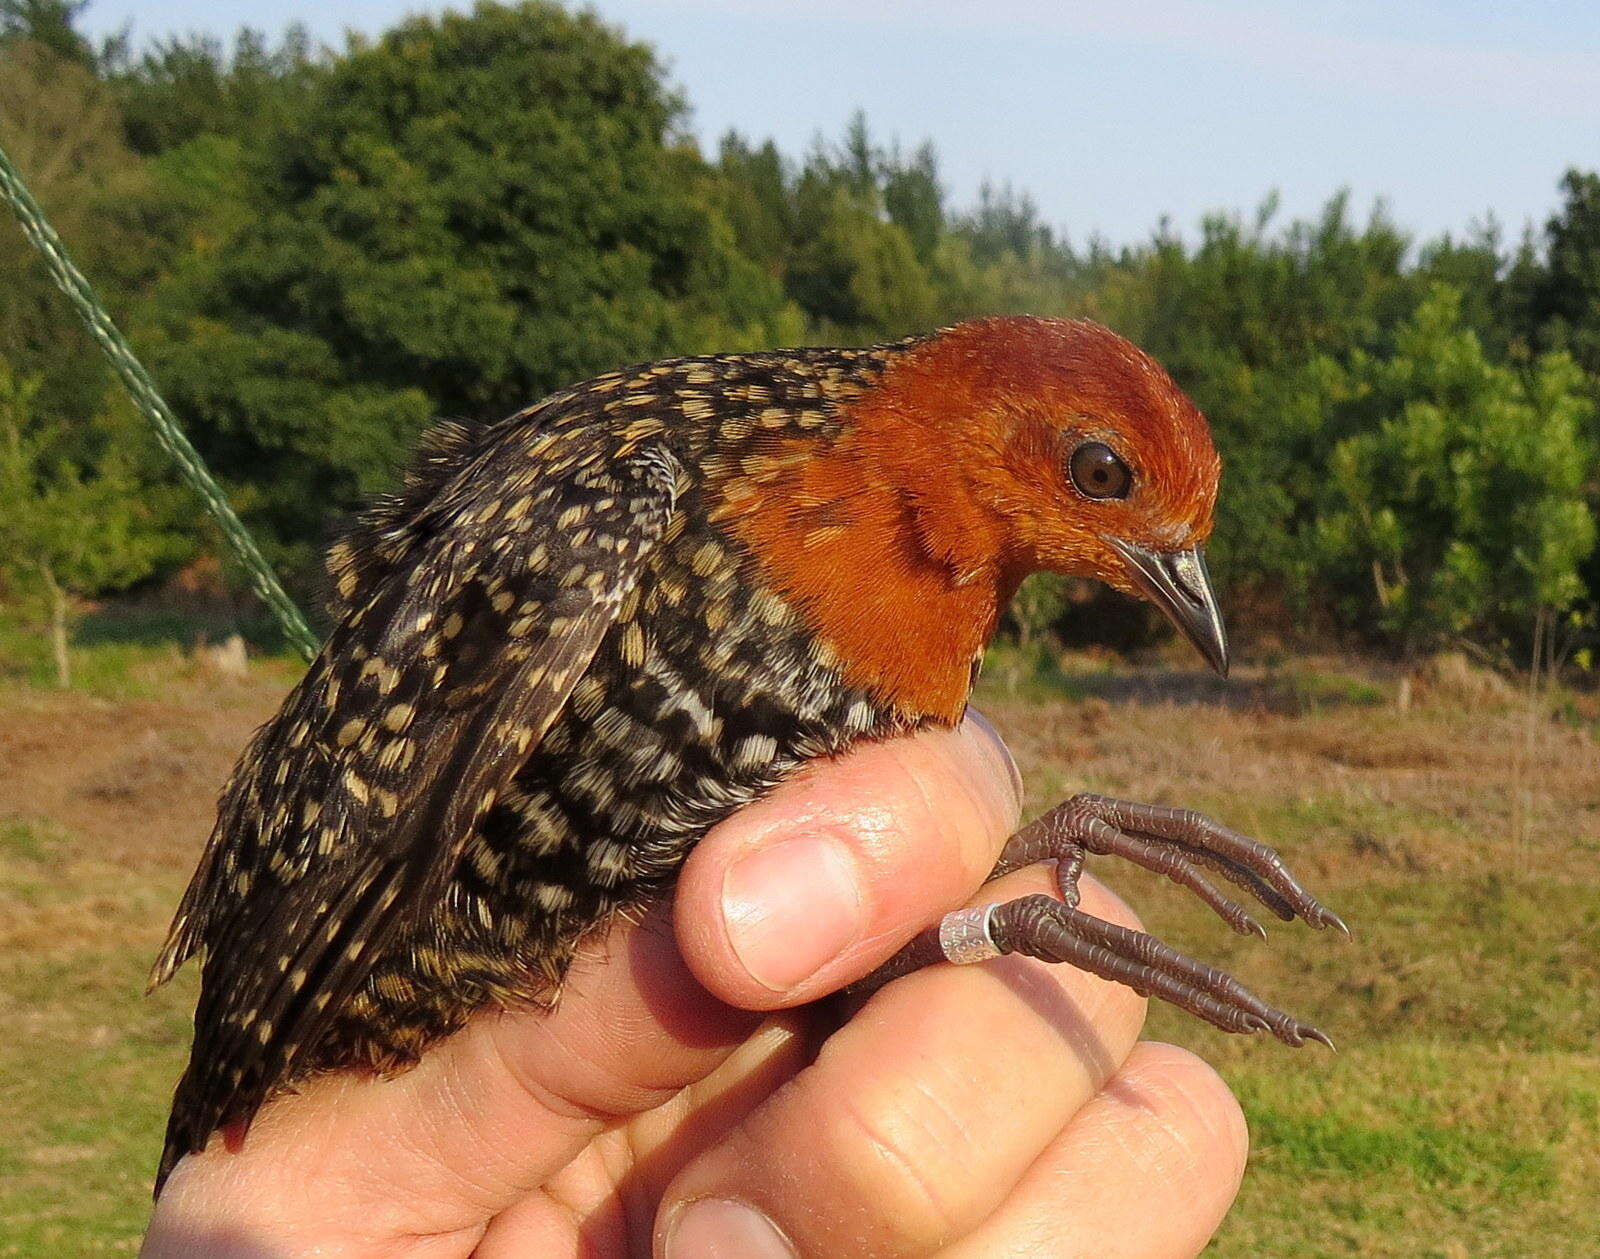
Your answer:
[674,713,1022,1010]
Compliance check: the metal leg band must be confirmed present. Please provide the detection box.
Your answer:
[939,904,1002,964]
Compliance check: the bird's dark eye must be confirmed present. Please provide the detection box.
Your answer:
[1068,441,1132,500]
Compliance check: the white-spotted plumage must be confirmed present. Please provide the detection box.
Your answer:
[152,341,922,1193]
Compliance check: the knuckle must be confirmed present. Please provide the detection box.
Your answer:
[1122,1043,1249,1183]
[1082,814,1117,847]
[822,1077,975,1253]
[873,733,1014,879]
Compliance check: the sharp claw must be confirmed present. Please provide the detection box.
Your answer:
[987,891,1331,1050]
[1304,1026,1337,1051]
[1089,795,1343,929]
[1321,910,1352,937]
[1245,916,1268,940]
[1272,1019,1335,1050]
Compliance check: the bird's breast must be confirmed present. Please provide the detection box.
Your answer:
[459,509,901,927]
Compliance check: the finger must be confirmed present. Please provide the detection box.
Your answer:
[938,1043,1248,1259]
[473,1014,812,1258]
[676,711,1022,1008]
[656,873,1148,1259]
[149,717,1018,1251]
[149,902,759,1253]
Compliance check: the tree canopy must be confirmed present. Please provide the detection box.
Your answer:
[0,0,1595,664]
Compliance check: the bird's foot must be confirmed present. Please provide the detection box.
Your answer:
[848,793,1345,1046]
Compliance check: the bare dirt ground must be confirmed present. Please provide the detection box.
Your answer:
[0,671,286,874]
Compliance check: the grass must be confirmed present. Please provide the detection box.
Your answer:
[0,608,303,700]
[0,817,196,1255]
[0,628,1596,1254]
[977,655,1600,1257]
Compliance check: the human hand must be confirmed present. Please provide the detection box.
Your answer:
[142,716,1248,1258]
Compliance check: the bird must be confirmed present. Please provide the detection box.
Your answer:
[150,315,1345,1194]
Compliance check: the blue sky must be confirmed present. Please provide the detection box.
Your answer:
[80,0,1600,250]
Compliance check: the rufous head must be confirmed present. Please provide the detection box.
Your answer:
[879,316,1230,674]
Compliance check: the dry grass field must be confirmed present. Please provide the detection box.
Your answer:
[0,630,1596,1256]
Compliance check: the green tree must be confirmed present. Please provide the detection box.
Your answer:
[0,38,156,428]
[107,25,320,158]
[0,362,188,685]
[713,132,795,279]
[787,188,939,337]
[1413,223,1509,351]
[779,118,941,339]
[1315,286,1596,652]
[0,0,92,66]
[144,1,793,573]
[1521,170,1600,377]
[936,183,1091,324]
[1007,573,1069,657]
[1520,171,1600,609]
[717,116,1027,342]
[882,141,944,262]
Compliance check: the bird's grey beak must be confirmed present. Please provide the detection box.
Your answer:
[1107,539,1230,677]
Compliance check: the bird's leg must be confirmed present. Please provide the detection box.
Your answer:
[848,794,1346,1047]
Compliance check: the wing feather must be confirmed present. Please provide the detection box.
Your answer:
[155,430,681,1189]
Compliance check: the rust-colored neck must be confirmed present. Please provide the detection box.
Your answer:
[716,345,1021,724]
[715,315,1221,721]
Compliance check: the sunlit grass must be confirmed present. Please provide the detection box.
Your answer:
[0,609,303,702]
[0,643,1594,1254]
[979,654,1600,1257]
[0,818,194,1255]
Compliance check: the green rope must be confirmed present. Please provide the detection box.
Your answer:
[0,141,319,661]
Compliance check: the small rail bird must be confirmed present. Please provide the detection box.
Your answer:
[152,316,1344,1193]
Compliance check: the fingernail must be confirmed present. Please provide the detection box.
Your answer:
[723,835,863,992]
[965,708,1023,806]
[665,1198,796,1258]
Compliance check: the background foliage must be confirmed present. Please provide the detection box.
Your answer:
[1,0,1596,665]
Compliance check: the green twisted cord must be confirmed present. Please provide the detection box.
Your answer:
[0,141,320,661]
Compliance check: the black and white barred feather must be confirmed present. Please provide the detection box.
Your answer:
[153,344,916,1191]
